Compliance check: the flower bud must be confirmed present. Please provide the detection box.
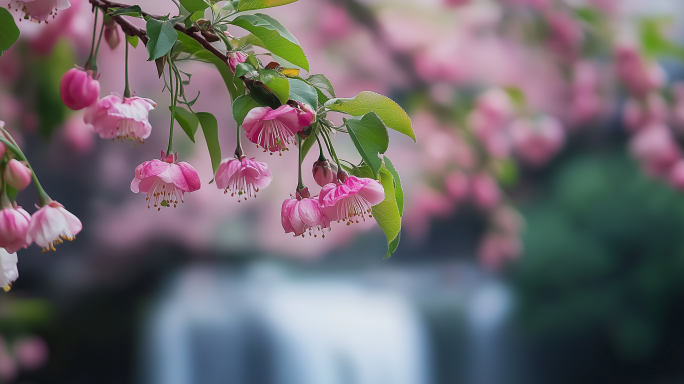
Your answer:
[60,68,100,110]
[4,159,32,191]
[297,103,316,129]
[296,186,311,200]
[312,160,335,187]
[228,51,249,73]
[104,21,120,50]
[0,206,31,254]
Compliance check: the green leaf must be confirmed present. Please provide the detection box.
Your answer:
[325,91,415,142]
[232,94,261,126]
[0,8,20,56]
[640,17,684,61]
[180,0,209,13]
[503,86,526,110]
[234,62,257,78]
[345,113,389,179]
[110,5,143,17]
[260,69,289,105]
[383,157,404,217]
[288,78,318,108]
[196,112,222,174]
[374,168,402,258]
[171,106,199,143]
[306,74,335,98]
[177,34,242,100]
[146,19,179,61]
[231,14,309,71]
[126,35,139,48]
[237,0,298,11]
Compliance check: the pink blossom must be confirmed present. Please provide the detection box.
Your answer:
[215,156,272,201]
[84,95,156,143]
[281,197,328,237]
[3,159,32,191]
[0,206,30,254]
[629,124,681,177]
[228,51,248,73]
[669,160,684,191]
[25,201,82,252]
[0,249,18,291]
[131,152,201,210]
[478,232,522,270]
[471,173,500,210]
[242,105,302,153]
[27,0,81,55]
[13,337,48,371]
[317,4,353,39]
[319,176,385,223]
[60,68,100,111]
[510,115,565,166]
[616,45,665,98]
[475,89,512,128]
[9,0,71,22]
[297,103,316,128]
[623,93,667,131]
[445,171,469,202]
[312,160,335,187]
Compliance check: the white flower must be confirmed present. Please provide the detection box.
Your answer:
[0,249,19,292]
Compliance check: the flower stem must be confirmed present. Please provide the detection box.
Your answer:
[84,8,99,71]
[297,135,304,191]
[90,14,106,74]
[167,57,179,155]
[321,130,341,171]
[123,39,131,98]
[315,133,326,161]
[0,134,51,206]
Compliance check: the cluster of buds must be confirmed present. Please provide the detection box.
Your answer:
[0,121,82,292]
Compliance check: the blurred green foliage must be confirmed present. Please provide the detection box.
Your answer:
[512,151,684,360]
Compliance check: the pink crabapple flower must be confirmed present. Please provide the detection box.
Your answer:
[4,159,33,191]
[130,151,201,210]
[629,124,681,177]
[60,68,100,111]
[296,103,317,128]
[228,51,249,73]
[215,156,272,201]
[26,201,82,252]
[319,176,385,224]
[9,0,71,23]
[510,115,565,167]
[312,160,335,187]
[84,94,156,143]
[471,173,500,210]
[0,249,18,291]
[281,197,329,238]
[0,206,31,254]
[242,105,303,154]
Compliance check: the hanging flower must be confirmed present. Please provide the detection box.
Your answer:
[312,160,335,187]
[242,105,302,154]
[3,159,32,191]
[0,249,18,292]
[319,175,385,224]
[0,206,31,254]
[60,68,100,111]
[9,0,71,23]
[130,151,201,210]
[25,201,82,252]
[84,94,156,143]
[215,156,272,201]
[281,197,329,237]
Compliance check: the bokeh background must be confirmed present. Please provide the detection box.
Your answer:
[3,0,684,383]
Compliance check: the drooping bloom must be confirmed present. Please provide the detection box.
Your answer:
[9,0,71,22]
[312,160,335,187]
[25,201,82,252]
[319,176,385,224]
[242,105,302,153]
[0,249,18,291]
[0,206,31,254]
[3,159,32,191]
[130,151,201,210]
[228,51,249,73]
[84,94,156,143]
[281,197,328,237]
[215,156,272,201]
[60,68,100,111]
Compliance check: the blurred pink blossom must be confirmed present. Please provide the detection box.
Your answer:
[629,124,681,177]
[13,337,49,371]
[478,232,522,270]
[510,115,565,166]
[10,0,71,22]
[471,173,500,210]
[84,95,156,143]
[623,93,667,131]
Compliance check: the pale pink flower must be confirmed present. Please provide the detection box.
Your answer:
[312,160,335,187]
[84,94,156,143]
[27,0,81,55]
[319,176,385,223]
[478,232,522,270]
[445,171,469,202]
[629,124,681,177]
[475,89,512,128]
[9,0,71,22]
[131,151,201,210]
[0,206,31,254]
[242,105,302,153]
[25,201,82,252]
[510,115,565,166]
[228,51,248,73]
[0,249,18,291]
[471,173,500,210]
[3,159,32,191]
[215,156,272,200]
[281,197,328,237]
[60,68,100,111]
